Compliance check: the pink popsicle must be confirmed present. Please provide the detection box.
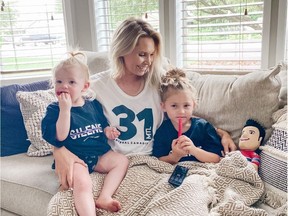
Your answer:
[178,118,182,137]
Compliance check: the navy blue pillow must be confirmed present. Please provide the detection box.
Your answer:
[1,80,51,156]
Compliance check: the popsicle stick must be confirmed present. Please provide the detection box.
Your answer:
[178,118,182,137]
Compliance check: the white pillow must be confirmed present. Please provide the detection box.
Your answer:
[16,89,56,156]
[188,64,282,145]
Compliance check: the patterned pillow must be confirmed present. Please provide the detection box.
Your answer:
[16,89,57,156]
[259,106,287,209]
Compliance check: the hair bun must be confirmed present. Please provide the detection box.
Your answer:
[67,51,87,64]
[166,68,186,79]
[161,68,186,86]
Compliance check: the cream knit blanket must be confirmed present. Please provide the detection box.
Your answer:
[47,151,268,216]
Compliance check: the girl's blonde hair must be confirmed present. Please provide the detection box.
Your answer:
[110,17,165,87]
[159,68,198,104]
[51,51,95,99]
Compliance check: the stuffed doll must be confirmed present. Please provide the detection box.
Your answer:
[239,119,266,171]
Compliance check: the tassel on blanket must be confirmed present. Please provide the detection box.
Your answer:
[205,170,220,208]
[275,202,288,216]
[261,190,287,209]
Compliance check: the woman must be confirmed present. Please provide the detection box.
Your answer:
[53,17,237,190]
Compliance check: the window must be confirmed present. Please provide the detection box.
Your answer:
[179,0,264,72]
[1,0,286,76]
[93,0,286,73]
[94,0,159,52]
[0,0,67,74]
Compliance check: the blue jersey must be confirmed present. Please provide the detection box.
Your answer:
[41,99,111,158]
[152,118,223,162]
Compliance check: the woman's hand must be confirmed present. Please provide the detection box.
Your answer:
[53,146,87,190]
[217,128,237,156]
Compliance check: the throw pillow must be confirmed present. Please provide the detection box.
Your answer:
[0,80,50,156]
[259,107,287,209]
[188,63,282,146]
[277,61,287,108]
[16,89,57,156]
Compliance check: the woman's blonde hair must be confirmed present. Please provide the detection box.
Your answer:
[110,17,164,86]
[51,51,95,99]
[159,68,198,104]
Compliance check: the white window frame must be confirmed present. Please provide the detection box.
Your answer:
[260,0,288,69]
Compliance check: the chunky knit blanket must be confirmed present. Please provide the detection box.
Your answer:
[47,151,268,216]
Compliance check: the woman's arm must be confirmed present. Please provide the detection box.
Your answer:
[53,146,87,189]
[216,128,237,155]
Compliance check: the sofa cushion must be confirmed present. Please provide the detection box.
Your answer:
[16,89,57,156]
[188,63,282,145]
[0,80,50,156]
[1,154,58,216]
[83,51,111,75]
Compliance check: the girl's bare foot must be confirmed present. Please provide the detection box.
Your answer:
[95,197,121,212]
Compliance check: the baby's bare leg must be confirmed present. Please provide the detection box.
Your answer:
[94,150,129,212]
[73,163,96,216]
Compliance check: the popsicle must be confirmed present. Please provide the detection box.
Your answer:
[178,118,182,137]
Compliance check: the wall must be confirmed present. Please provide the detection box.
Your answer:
[63,0,96,51]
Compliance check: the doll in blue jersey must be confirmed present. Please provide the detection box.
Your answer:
[152,68,223,164]
[41,51,129,215]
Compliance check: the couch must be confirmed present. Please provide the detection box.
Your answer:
[1,51,287,216]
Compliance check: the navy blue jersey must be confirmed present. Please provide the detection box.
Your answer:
[152,118,223,162]
[42,99,111,157]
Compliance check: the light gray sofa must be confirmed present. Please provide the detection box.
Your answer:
[1,52,287,216]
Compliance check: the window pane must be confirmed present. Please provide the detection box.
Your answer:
[94,0,159,52]
[0,0,67,74]
[181,0,264,72]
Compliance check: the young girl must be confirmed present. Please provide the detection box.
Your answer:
[41,51,129,216]
[152,68,223,164]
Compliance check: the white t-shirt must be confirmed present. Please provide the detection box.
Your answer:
[91,70,164,156]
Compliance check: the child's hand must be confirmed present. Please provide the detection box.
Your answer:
[177,135,196,156]
[171,138,190,158]
[105,126,120,140]
[57,92,72,112]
